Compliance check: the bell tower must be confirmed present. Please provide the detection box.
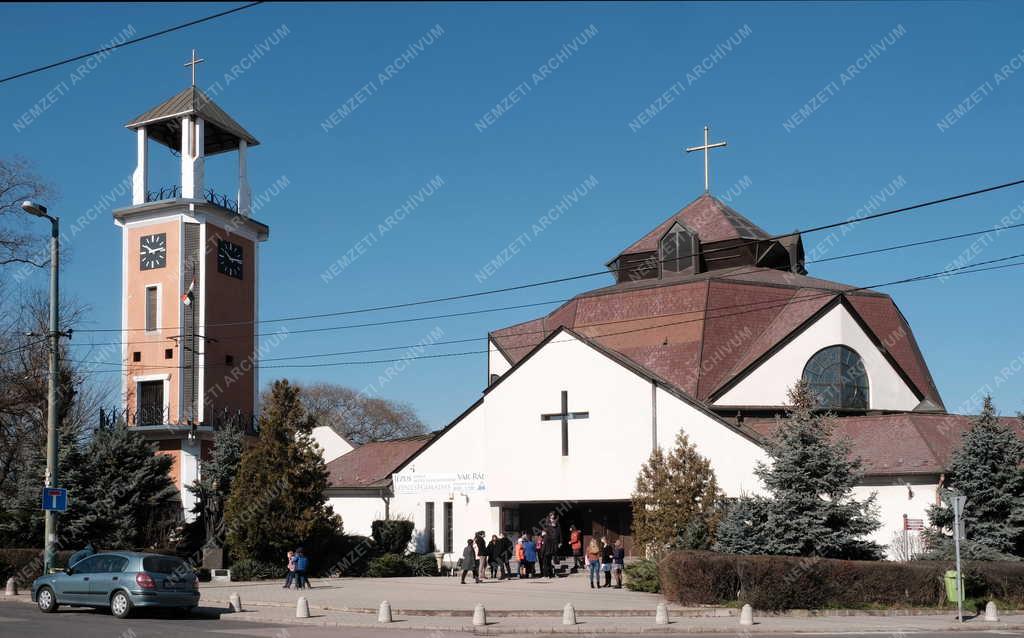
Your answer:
[111,52,269,518]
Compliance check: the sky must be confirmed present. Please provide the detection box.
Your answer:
[3,1,1024,428]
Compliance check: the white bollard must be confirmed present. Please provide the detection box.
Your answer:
[378,600,393,623]
[563,602,577,626]
[472,603,487,627]
[739,603,753,626]
[4,577,16,597]
[228,592,242,612]
[655,602,669,625]
[296,596,310,618]
[984,601,999,622]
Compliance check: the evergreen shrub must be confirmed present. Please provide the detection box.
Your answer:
[624,558,661,593]
[366,553,413,578]
[370,520,415,554]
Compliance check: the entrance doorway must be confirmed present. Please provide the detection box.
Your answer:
[499,501,634,556]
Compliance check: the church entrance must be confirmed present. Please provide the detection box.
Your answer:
[498,500,634,556]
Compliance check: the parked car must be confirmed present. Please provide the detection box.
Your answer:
[31,551,199,618]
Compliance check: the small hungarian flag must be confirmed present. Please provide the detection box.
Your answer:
[182,276,195,306]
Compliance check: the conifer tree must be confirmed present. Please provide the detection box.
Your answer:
[183,420,245,551]
[225,380,341,564]
[60,422,180,549]
[923,396,1024,560]
[631,430,722,555]
[715,381,882,559]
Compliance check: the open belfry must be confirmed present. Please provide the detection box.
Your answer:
[111,51,269,518]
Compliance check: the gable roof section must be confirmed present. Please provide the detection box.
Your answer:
[745,413,1022,476]
[617,194,771,258]
[325,433,435,489]
[846,294,944,410]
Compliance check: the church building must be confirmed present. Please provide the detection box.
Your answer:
[323,131,1017,560]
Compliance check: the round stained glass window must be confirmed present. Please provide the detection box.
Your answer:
[801,345,869,409]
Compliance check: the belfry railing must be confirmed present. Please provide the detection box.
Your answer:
[144,185,239,213]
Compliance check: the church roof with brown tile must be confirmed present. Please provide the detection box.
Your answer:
[489,195,945,411]
[743,413,1023,476]
[325,433,436,489]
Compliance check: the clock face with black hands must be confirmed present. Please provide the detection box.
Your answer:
[140,233,167,270]
[217,239,243,279]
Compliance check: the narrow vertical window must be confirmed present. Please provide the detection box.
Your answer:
[425,502,436,553]
[443,502,453,553]
[145,286,158,332]
[660,223,694,273]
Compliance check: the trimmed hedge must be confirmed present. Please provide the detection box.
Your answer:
[659,551,1024,611]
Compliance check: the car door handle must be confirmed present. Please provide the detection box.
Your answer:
[83,577,89,581]
[112,577,118,581]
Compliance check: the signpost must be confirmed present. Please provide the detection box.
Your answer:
[951,493,967,623]
[40,487,67,513]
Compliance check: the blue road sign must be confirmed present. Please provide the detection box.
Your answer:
[41,487,67,512]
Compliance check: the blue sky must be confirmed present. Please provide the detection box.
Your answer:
[4,2,1024,427]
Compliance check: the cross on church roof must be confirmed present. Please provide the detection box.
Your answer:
[685,125,727,193]
[184,49,205,87]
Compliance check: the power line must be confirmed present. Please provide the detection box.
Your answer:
[59,217,1024,354]
[64,254,1024,373]
[73,176,1024,335]
[0,2,265,85]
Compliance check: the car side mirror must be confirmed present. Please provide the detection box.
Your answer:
[63,567,73,575]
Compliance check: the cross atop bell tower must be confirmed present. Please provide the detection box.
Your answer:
[184,49,204,86]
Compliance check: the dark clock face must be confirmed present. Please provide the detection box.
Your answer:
[217,239,244,279]
[139,233,167,270]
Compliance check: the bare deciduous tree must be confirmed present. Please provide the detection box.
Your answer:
[292,382,428,445]
[0,157,55,267]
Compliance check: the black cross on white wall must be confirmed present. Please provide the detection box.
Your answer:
[540,390,590,456]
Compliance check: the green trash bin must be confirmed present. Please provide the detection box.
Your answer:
[944,570,963,602]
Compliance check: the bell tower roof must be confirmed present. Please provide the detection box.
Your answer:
[124,86,259,155]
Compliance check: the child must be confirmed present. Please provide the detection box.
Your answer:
[515,535,526,578]
[282,550,296,589]
[522,534,537,578]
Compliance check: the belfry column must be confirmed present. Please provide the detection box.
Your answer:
[132,127,148,205]
[238,139,251,216]
[181,115,205,198]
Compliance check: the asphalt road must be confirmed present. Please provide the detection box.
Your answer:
[1,603,1023,638]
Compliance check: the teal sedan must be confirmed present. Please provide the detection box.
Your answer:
[31,552,199,618]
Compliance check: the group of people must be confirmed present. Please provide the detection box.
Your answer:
[459,512,625,588]
[281,547,310,589]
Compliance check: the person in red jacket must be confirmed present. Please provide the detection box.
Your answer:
[569,525,583,572]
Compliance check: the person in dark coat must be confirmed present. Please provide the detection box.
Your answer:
[474,531,488,580]
[460,539,480,584]
[600,538,614,588]
[485,535,502,579]
[541,512,561,578]
[498,532,513,579]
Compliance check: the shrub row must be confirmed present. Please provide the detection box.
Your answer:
[659,551,1024,611]
[0,549,76,588]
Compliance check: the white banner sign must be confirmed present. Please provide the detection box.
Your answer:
[393,472,486,496]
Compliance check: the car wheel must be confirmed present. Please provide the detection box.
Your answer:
[36,586,58,613]
[110,590,133,619]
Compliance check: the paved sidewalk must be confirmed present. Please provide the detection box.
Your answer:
[4,591,1023,634]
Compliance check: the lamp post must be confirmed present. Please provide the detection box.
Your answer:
[22,200,60,574]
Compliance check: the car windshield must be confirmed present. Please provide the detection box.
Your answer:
[142,556,186,575]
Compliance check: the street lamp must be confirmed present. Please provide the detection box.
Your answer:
[22,200,60,575]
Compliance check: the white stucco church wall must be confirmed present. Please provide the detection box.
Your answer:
[715,304,920,410]
[312,425,355,463]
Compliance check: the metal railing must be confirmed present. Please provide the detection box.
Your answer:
[99,406,259,436]
[145,185,238,213]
